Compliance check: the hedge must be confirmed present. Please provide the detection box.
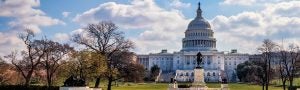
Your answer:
[0,85,59,90]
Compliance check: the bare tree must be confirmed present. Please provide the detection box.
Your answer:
[257,39,277,90]
[5,30,47,86]
[72,21,133,90]
[287,44,300,88]
[0,57,11,85]
[277,43,300,90]
[279,50,288,90]
[41,40,73,87]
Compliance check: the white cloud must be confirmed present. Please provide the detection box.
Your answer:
[220,0,297,6]
[0,0,64,33]
[62,12,71,18]
[212,1,300,53]
[73,0,190,54]
[0,31,25,57]
[53,33,70,42]
[73,0,300,54]
[170,0,191,9]
[0,0,64,56]
[221,0,257,6]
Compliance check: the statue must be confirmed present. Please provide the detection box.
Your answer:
[196,52,203,68]
[63,75,86,87]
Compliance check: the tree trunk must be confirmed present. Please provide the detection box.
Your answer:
[283,81,286,90]
[107,77,113,90]
[47,80,52,87]
[94,77,101,88]
[266,59,271,90]
[289,78,293,88]
[262,83,264,90]
[266,80,268,90]
[47,76,52,87]
[24,71,33,86]
[25,78,31,86]
[46,71,52,87]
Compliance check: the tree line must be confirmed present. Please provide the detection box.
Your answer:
[0,21,147,90]
[236,39,300,90]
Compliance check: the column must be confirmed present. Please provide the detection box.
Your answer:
[201,40,203,46]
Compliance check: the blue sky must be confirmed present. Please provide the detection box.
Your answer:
[0,0,300,56]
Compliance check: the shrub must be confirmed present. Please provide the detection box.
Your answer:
[178,84,192,88]
[0,85,59,90]
[289,86,300,90]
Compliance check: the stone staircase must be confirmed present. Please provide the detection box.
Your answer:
[157,71,176,82]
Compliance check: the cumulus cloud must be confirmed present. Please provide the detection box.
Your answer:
[53,33,70,42]
[62,12,71,18]
[221,0,257,6]
[220,0,296,6]
[0,0,64,56]
[73,0,190,54]
[0,31,25,57]
[73,0,300,54]
[212,1,300,53]
[0,0,64,33]
[170,0,191,9]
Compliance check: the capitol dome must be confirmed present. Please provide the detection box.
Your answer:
[187,2,211,30]
[181,2,216,52]
[187,18,211,30]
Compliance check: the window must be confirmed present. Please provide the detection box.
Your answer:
[207,60,211,65]
[191,72,194,76]
[193,60,196,64]
[177,60,179,64]
[213,72,215,76]
[207,72,211,76]
[186,72,189,76]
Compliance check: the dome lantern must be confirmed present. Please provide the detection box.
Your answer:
[196,2,203,19]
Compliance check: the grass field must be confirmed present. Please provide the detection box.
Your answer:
[85,78,300,90]
[112,83,167,90]
[228,83,282,90]
[106,83,283,90]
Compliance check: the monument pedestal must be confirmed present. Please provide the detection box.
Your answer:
[192,68,207,88]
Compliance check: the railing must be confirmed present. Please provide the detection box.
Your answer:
[155,70,162,82]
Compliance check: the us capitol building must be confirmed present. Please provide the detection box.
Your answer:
[136,3,249,82]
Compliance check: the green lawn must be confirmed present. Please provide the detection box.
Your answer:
[228,83,282,90]
[271,78,300,86]
[112,83,167,90]
[107,83,283,90]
